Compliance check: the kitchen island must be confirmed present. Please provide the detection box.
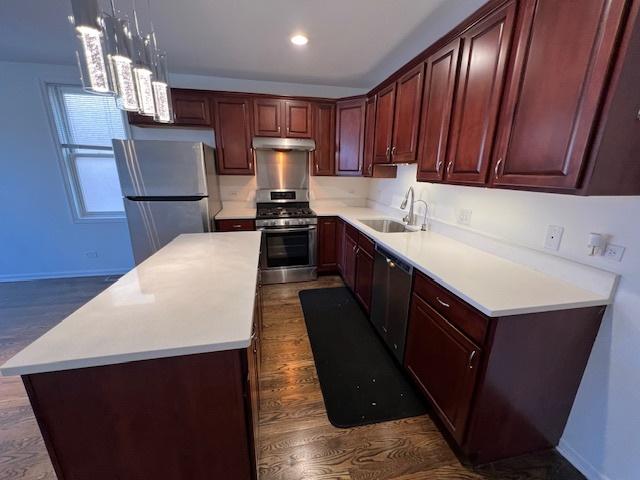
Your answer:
[1,232,263,480]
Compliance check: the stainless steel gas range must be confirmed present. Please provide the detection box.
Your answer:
[253,137,318,284]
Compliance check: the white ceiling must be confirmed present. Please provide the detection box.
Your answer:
[0,0,485,89]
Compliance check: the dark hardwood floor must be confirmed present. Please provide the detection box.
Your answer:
[0,275,585,479]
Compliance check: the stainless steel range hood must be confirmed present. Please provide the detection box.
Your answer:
[252,137,316,151]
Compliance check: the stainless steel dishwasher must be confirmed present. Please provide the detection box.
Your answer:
[370,245,414,363]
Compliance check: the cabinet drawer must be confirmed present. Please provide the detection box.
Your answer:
[358,233,375,256]
[413,272,488,345]
[345,223,359,242]
[216,219,256,232]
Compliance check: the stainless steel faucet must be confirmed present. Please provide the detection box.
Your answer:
[400,186,429,231]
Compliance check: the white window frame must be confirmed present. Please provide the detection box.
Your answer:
[43,82,130,223]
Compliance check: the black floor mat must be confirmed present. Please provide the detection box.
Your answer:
[299,287,427,428]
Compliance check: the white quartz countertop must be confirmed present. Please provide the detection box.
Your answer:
[313,206,613,317]
[1,232,262,376]
[215,204,257,220]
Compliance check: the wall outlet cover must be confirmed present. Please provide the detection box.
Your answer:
[604,244,625,262]
[544,225,564,251]
[457,208,472,226]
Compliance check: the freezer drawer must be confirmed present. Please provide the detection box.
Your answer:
[124,198,210,264]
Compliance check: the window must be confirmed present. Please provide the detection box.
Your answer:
[47,84,127,221]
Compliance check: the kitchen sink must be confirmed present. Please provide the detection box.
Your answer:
[358,219,412,233]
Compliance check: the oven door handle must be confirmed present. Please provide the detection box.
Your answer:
[257,226,317,233]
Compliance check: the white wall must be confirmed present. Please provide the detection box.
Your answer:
[0,61,134,280]
[369,164,640,480]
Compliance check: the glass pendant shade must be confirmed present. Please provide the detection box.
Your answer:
[152,52,174,123]
[70,0,113,95]
[102,14,139,111]
[132,34,156,116]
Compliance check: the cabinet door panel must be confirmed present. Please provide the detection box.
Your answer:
[405,295,481,443]
[492,0,627,190]
[373,84,396,164]
[392,64,425,163]
[363,96,377,177]
[285,100,312,138]
[417,39,461,182]
[336,99,365,176]
[354,248,374,314]
[336,220,345,274]
[173,90,211,126]
[343,235,357,290]
[253,98,282,137]
[213,97,254,175]
[318,217,338,272]
[312,103,335,175]
[446,1,516,185]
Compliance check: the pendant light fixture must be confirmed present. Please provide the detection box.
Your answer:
[131,5,156,117]
[102,5,139,111]
[70,0,113,94]
[152,50,174,123]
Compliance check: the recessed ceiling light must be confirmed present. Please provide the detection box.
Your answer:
[290,34,308,46]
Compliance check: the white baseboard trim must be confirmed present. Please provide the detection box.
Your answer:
[557,439,610,480]
[0,268,129,283]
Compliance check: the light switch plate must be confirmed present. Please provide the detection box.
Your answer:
[604,244,625,262]
[544,225,564,251]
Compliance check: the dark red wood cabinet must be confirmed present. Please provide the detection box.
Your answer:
[212,97,255,175]
[362,96,377,177]
[311,103,336,176]
[317,217,339,272]
[373,84,396,164]
[253,98,312,139]
[215,219,256,232]
[172,89,212,126]
[391,64,425,163]
[405,271,605,463]
[336,219,345,274]
[354,234,375,313]
[336,223,374,314]
[491,0,630,191]
[335,99,366,176]
[417,38,461,182]
[343,233,358,290]
[445,0,516,185]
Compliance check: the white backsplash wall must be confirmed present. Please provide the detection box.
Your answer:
[369,164,640,480]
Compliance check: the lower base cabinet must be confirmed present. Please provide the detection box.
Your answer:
[215,219,256,231]
[405,271,605,463]
[22,284,263,480]
[354,235,374,314]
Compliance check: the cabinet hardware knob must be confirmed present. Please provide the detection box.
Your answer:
[392,146,397,155]
[494,158,503,178]
[353,245,357,252]
[436,159,443,174]
[447,161,453,175]
[436,297,450,308]
[637,108,640,121]
[468,350,477,369]
[233,224,243,228]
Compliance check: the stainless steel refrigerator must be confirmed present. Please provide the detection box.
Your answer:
[113,140,222,265]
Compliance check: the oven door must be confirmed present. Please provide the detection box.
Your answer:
[258,226,317,283]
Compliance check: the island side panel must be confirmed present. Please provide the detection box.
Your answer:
[463,305,605,463]
[22,350,254,480]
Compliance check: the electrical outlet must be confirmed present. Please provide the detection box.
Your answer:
[85,251,98,258]
[544,225,564,251]
[604,244,625,262]
[457,209,472,226]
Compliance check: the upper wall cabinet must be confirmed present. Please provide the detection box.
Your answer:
[172,90,212,126]
[373,84,396,164]
[490,0,631,192]
[336,98,366,176]
[363,96,377,177]
[253,98,312,138]
[311,102,336,176]
[212,97,255,175]
[417,38,461,182]
[445,0,516,185]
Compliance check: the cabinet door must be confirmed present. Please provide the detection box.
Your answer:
[213,97,255,175]
[343,234,357,290]
[215,219,256,232]
[354,248,374,314]
[172,90,212,126]
[445,1,516,185]
[285,100,313,138]
[373,84,396,164]
[317,217,338,272]
[311,103,335,175]
[253,98,282,137]
[362,96,377,177]
[491,0,627,190]
[336,220,345,274]
[391,64,425,163]
[405,295,480,443]
[335,98,365,176]
[417,39,461,182]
